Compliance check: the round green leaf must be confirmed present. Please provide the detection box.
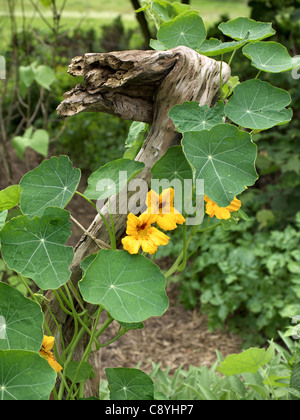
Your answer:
[0,207,73,290]
[242,41,300,73]
[84,158,145,201]
[151,146,192,183]
[169,101,225,133]
[0,350,56,400]
[65,361,95,384]
[20,155,81,218]
[0,185,21,211]
[79,250,169,323]
[225,79,292,130]
[0,282,43,351]
[12,129,49,161]
[106,368,154,400]
[217,343,275,376]
[157,11,206,50]
[199,37,248,56]
[182,124,258,207]
[219,17,275,41]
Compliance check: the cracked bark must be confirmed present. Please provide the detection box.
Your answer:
[47,46,230,398]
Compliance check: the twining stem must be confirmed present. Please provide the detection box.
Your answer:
[164,216,213,279]
[66,307,103,400]
[228,49,237,67]
[255,70,262,79]
[75,191,116,249]
[164,224,198,279]
[70,214,111,250]
[187,217,210,259]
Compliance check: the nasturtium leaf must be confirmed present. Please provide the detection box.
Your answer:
[20,155,81,218]
[225,79,292,130]
[151,146,192,183]
[34,65,56,90]
[65,361,95,384]
[152,0,190,22]
[182,124,258,207]
[0,211,7,230]
[84,158,144,201]
[19,65,35,88]
[106,368,154,400]
[219,17,275,41]
[0,185,21,211]
[0,350,56,400]
[217,343,275,376]
[117,321,144,330]
[150,146,193,211]
[12,129,49,161]
[169,101,225,133]
[125,122,148,148]
[0,207,73,290]
[79,250,168,323]
[157,11,206,50]
[149,38,167,51]
[0,282,43,351]
[199,37,248,56]
[242,41,300,73]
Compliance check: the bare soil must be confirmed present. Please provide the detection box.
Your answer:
[98,282,242,377]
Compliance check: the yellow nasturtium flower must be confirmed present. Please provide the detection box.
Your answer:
[122,188,186,255]
[145,188,186,231]
[204,195,241,220]
[121,213,169,255]
[39,335,63,373]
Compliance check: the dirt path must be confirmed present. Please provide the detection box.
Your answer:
[98,283,242,378]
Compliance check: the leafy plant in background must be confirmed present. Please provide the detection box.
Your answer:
[171,213,300,346]
[99,335,300,400]
[1,0,300,401]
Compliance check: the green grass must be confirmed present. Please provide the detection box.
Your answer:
[0,0,249,36]
[0,0,249,53]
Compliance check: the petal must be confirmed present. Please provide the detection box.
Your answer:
[148,227,170,245]
[122,236,141,254]
[139,212,157,226]
[42,335,55,352]
[160,188,175,211]
[205,201,216,218]
[226,197,241,213]
[215,207,231,220]
[174,208,186,224]
[126,213,140,235]
[146,190,160,212]
[47,354,63,373]
[141,237,158,254]
[156,214,178,231]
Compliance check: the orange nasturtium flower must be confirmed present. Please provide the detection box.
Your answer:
[39,335,63,373]
[204,195,241,220]
[145,188,186,231]
[121,213,169,255]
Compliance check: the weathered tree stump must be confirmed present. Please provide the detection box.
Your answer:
[48,46,230,397]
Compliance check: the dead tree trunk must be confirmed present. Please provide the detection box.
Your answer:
[47,46,230,398]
